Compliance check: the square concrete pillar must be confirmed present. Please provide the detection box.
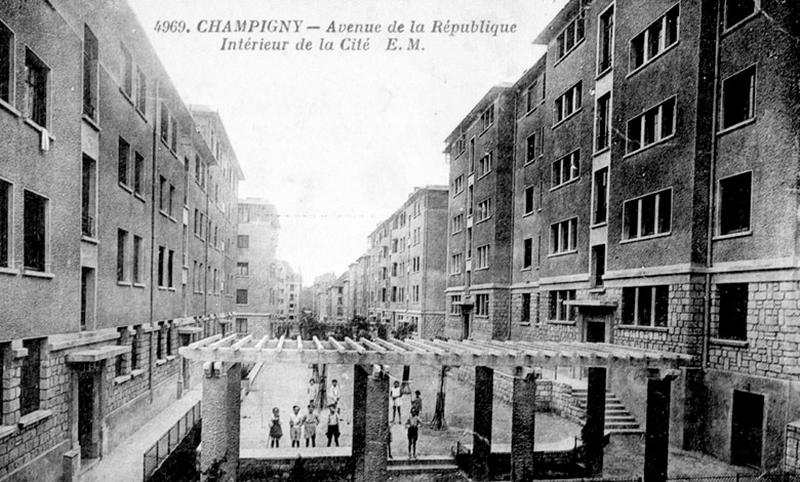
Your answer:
[511,368,539,482]
[583,367,606,477]
[644,370,678,482]
[357,366,388,482]
[200,362,240,482]
[472,366,493,481]
[352,365,368,481]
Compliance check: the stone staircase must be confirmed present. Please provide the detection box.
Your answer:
[387,455,464,478]
[570,388,643,435]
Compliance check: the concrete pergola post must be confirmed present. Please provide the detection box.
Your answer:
[200,361,241,482]
[644,369,679,482]
[352,365,368,481]
[583,366,606,477]
[472,366,494,481]
[354,366,389,482]
[511,367,540,482]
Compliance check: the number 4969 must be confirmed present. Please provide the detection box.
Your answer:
[154,20,188,33]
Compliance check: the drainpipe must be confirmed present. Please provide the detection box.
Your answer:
[148,79,160,401]
[702,1,723,370]
[507,91,519,341]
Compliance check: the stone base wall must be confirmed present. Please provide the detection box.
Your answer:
[420,313,446,339]
[786,422,800,473]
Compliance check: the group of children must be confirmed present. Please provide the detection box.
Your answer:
[267,378,343,449]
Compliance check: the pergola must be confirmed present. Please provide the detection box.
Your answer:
[180,335,692,482]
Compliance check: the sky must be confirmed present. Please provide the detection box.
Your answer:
[128,0,567,284]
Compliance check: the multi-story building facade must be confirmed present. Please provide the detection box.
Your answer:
[348,254,371,318]
[444,88,517,341]
[312,272,337,321]
[281,263,302,323]
[0,0,243,479]
[445,0,800,472]
[358,186,449,336]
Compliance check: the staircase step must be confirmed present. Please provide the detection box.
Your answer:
[388,456,456,467]
[387,464,461,475]
[606,428,645,435]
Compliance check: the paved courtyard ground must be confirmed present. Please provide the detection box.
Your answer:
[240,363,756,479]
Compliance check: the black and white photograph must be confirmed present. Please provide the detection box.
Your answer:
[0,0,799,480]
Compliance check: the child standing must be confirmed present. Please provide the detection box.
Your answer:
[329,379,341,411]
[411,390,422,418]
[289,405,303,448]
[307,378,318,407]
[406,407,420,459]
[302,404,319,447]
[390,380,402,424]
[268,407,283,448]
[326,404,340,447]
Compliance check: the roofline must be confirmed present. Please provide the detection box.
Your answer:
[533,0,583,45]
[443,84,513,147]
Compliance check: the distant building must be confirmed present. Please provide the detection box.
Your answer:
[312,272,338,321]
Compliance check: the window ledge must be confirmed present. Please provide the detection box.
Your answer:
[114,374,132,385]
[166,355,177,361]
[593,146,610,157]
[82,114,100,132]
[588,288,606,294]
[23,118,55,141]
[517,322,532,327]
[81,235,99,245]
[119,87,135,106]
[22,270,54,279]
[620,232,672,244]
[155,359,166,366]
[550,177,581,192]
[136,108,147,123]
[475,216,492,225]
[552,108,583,129]
[133,282,146,289]
[717,117,756,137]
[617,325,668,333]
[18,409,53,429]
[119,182,133,194]
[522,211,535,218]
[520,267,532,272]
[553,38,585,67]
[131,369,145,378]
[623,134,676,158]
[713,230,752,242]
[548,250,578,259]
[168,287,176,292]
[722,11,761,37]
[0,98,21,118]
[0,266,19,276]
[595,65,613,80]
[134,193,146,203]
[117,280,132,287]
[547,320,576,326]
[710,337,748,348]
[478,123,493,137]
[591,221,608,229]
[0,425,17,440]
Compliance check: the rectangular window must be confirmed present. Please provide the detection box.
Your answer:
[721,65,756,130]
[626,97,676,153]
[630,5,680,72]
[24,190,47,272]
[467,185,474,216]
[477,151,493,177]
[622,189,672,240]
[476,245,490,269]
[133,235,142,284]
[134,152,144,195]
[452,175,464,195]
[0,22,13,103]
[550,218,577,254]
[523,238,533,269]
[719,172,751,235]
[621,286,668,327]
[20,339,42,416]
[83,25,98,119]
[475,293,489,316]
[591,244,606,287]
[168,185,175,217]
[593,168,608,225]
[724,0,757,29]
[81,156,95,237]
[551,150,580,188]
[521,293,531,323]
[597,5,614,73]
[236,289,248,304]
[167,249,174,288]
[450,253,463,274]
[157,246,165,287]
[469,138,476,173]
[480,105,494,131]
[237,262,249,276]
[117,229,128,282]
[135,67,147,114]
[236,318,248,334]
[554,82,582,124]
[121,43,133,97]
[160,103,169,143]
[0,179,10,267]
[450,295,462,315]
[524,186,534,215]
[526,133,537,163]
[25,49,49,127]
[171,116,178,152]
[549,290,576,321]
[555,12,585,60]
[718,283,748,340]
[477,198,492,221]
[118,137,130,186]
[595,93,611,151]
[237,235,249,248]
[159,176,166,212]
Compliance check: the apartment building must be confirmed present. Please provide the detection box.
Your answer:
[0,1,243,479]
[281,263,302,323]
[444,87,517,341]
[358,186,449,336]
[348,254,371,318]
[445,0,800,471]
[312,272,338,321]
